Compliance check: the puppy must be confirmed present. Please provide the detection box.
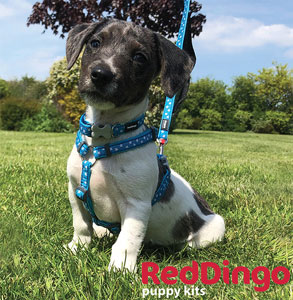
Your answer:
[66,19,225,272]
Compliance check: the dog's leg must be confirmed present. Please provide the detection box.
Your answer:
[66,182,93,253]
[108,200,151,272]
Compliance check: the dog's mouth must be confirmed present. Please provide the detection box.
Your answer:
[79,82,128,109]
[79,77,120,99]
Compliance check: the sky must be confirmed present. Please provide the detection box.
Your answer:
[0,0,293,85]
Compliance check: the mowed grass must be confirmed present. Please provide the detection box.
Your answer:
[0,129,292,300]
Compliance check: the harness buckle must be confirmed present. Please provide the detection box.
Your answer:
[75,186,88,202]
[91,123,113,139]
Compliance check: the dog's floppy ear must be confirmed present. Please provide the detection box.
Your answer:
[155,17,196,98]
[66,20,109,70]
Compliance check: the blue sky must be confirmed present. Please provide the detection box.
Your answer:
[0,0,293,85]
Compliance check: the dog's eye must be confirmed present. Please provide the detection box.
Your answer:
[91,40,101,48]
[133,53,147,63]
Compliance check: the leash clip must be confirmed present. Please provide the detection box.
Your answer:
[91,123,113,139]
[158,138,167,155]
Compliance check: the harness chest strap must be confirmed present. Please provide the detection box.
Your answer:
[76,126,157,158]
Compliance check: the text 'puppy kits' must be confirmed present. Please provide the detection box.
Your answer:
[65,18,225,271]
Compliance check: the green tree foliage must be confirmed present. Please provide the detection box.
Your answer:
[265,111,291,134]
[0,79,9,99]
[0,75,73,132]
[46,57,85,126]
[233,110,252,132]
[250,62,293,113]
[176,63,292,134]
[8,76,47,101]
[20,104,73,132]
[200,109,222,131]
[0,97,41,130]
[176,78,231,131]
[230,75,259,112]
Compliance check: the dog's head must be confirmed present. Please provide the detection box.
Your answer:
[66,19,195,109]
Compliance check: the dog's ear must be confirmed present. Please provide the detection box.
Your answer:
[155,34,195,98]
[66,20,109,70]
[155,18,196,98]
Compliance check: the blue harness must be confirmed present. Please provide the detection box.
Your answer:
[74,0,191,234]
[75,118,170,234]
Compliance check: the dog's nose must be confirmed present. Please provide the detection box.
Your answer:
[91,67,114,84]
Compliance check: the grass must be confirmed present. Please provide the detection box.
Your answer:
[0,129,292,300]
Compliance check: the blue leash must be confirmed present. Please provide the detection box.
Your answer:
[157,0,191,152]
[74,0,191,234]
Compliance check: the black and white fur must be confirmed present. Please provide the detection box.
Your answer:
[65,19,225,272]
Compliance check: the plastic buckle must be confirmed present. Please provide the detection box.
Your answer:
[76,186,88,202]
[91,123,113,139]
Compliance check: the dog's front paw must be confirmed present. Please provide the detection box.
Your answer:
[108,244,137,272]
[64,236,91,254]
[64,240,79,254]
[93,224,113,238]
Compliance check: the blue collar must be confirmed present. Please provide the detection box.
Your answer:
[79,113,145,138]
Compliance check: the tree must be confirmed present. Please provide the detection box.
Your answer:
[230,75,259,112]
[0,79,9,99]
[249,62,293,113]
[27,0,206,38]
[175,78,231,130]
[7,76,47,101]
[182,78,231,116]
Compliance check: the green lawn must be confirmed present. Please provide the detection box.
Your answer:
[0,130,292,300]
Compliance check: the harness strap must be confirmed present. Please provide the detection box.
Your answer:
[92,127,157,159]
[75,161,121,234]
[151,154,170,206]
[79,113,145,138]
[76,127,158,159]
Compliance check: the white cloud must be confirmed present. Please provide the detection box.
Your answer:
[0,0,31,18]
[0,3,14,18]
[197,16,293,52]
